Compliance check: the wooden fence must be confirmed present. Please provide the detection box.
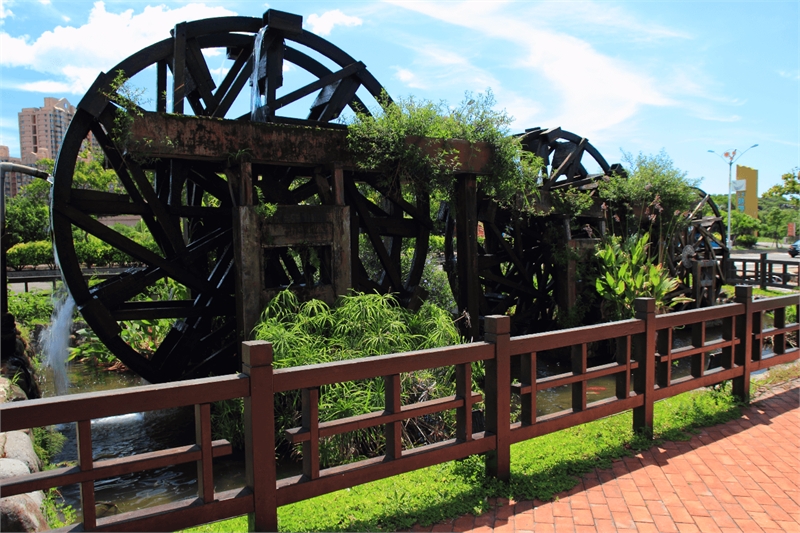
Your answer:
[0,287,797,532]
[6,268,126,292]
[728,254,799,290]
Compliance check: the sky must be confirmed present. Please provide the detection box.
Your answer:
[0,0,797,195]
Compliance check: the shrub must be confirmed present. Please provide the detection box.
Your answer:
[735,234,758,247]
[6,240,54,270]
[213,291,467,467]
[8,290,55,327]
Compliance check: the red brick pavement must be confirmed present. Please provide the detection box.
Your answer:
[412,381,799,533]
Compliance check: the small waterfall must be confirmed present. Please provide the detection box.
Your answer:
[40,291,76,395]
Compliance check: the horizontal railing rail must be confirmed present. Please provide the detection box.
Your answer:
[0,286,797,532]
[728,255,799,290]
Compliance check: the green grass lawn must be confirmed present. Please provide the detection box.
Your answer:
[183,369,799,533]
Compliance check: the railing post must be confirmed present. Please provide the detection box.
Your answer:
[632,298,655,439]
[484,315,511,481]
[733,285,753,402]
[242,340,277,532]
[760,253,768,290]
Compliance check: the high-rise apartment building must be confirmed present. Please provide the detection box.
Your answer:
[0,145,26,197]
[18,97,76,166]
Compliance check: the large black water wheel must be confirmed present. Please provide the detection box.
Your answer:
[52,10,424,383]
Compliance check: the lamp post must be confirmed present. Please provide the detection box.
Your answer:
[708,144,758,249]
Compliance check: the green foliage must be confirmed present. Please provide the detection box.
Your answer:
[5,240,55,270]
[185,385,743,533]
[735,234,758,247]
[598,150,699,250]
[595,233,690,320]
[764,169,800,208]
[41,488,76,529]
[347,90,542,213]
[69,278,187,365]
[721,209,761,244]
[760,207,794,247]
[32,426,66,466]
[103,69,146,148]
[7,290,54,326]
[225,290,465,466]
[5,179,51,245]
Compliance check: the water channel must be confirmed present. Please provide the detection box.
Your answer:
[39,325,740,520]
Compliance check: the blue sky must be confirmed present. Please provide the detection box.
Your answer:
[0,1,797,195]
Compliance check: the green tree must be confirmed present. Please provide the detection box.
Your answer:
[598,150,700,263]
[761,207,794,247]
[764,169,800,208]
[5,178,51,245]
[721,210,760,244]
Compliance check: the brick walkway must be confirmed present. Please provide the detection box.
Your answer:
[414,381,800,533]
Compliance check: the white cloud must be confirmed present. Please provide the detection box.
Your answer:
[394,67,426,89]
[778,70,800,81]
[0,0,13,20]
[306,10,361,36]
[0,1,237,94]
[387,1,674,137]
[38,0,50,5]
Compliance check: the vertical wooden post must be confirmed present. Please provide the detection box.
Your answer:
[690,322,705,378]
[632,298,656,438]
[77,419,96,530]
[243,341,277,533]
[302,388,320,479]
[484,315,511,481]
[331,162,345,206]
[234,207,263,349]
[733,286,753,402]
[616,336,633,399]
[571,344,588,412]
[195,403,214,503]
[456,363,473,441]
[760,253,768,290]
[172,23,186,114]
[385,374,402,459]
[520,352,536,425]
[455,174,479,341]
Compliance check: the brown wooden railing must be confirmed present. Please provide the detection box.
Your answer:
[0,287,797,532]
[728,254,799,290]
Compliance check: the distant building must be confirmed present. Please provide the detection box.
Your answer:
[18,97,76,166]
[17,97,99,167]
[0,145,26,197]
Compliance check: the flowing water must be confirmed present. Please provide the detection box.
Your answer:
[38,291,75,395]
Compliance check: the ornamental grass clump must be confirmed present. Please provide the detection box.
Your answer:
[246,290,471,467]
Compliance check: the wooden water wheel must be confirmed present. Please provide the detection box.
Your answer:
[52,10,434,383]
[443,128,621,338]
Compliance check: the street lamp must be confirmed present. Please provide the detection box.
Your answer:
[707,144,758,249]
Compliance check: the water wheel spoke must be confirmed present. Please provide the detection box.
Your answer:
[368,179,434,230]
[212,55,253,118]
[111,301,201,320]
[188,167,232,205]
[57,203,216,295]
[90,120,175,254]
[344,176,403,291]
[69,189,148,216]
[273,61,365,112]
[126,159,188,255]
[207,46,250,115]
[480,271,537,296]
[183,37,217,114]
[284,47,370,115]
[90,267,167,309]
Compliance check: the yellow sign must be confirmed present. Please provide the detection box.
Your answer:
[736,165,758,219]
